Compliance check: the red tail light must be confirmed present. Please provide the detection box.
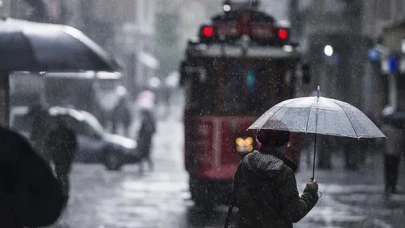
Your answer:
[202,26,214,38]
[278,28,288,40]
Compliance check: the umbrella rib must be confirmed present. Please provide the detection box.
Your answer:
[259,99,295,129]
[305,97,318,133]
[333,100,358,138]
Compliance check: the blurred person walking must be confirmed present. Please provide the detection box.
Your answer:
[111,96,132,137]
[45,116,78,199]
[381,124,402,196]
[232,129,319,228]
[342,138,360,171]
[137,109,156,174]
[29,104,52,161]
[0,127,65,228]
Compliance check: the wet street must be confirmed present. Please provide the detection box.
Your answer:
[5,1,405,228]
[51,117,405,228]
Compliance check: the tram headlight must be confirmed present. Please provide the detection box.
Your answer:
[245,137,253,146]
[236,137,245,147]
[235,137,254,153]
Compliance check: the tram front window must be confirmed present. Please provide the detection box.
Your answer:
[188,59,293,116]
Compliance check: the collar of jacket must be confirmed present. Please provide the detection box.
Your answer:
[259,145,298,172]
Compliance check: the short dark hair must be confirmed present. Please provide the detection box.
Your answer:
[256,130,290,147]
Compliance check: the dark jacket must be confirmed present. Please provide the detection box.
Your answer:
[45,124,78,165]
[137,110,156,156]
[235,146,318,228]
[0,127,65,228]
[139,110,156,137]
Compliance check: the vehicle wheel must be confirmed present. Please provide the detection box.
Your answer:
[104,152,122,171]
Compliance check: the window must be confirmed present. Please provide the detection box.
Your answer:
[395,0,405,20]
[188,58,293,116]
[376,0,392,21]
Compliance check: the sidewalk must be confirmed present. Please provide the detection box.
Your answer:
[295,149,405,228]
[151,117,405,227]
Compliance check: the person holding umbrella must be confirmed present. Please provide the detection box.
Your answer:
[247,87,386,179]
[233,123,319,228]
[224,87,386,228]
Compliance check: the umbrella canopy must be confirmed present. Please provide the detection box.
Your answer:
[0,17,119,72]
[248,96,386,139]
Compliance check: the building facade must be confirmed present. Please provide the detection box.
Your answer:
[360,0,405,123]
[77,0,158,97]
[364,0,405,116]
[297,0,365,105]
[296,0,378,168]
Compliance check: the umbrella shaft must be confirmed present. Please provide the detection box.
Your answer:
[312,133,317,180]
[0,73,9,127]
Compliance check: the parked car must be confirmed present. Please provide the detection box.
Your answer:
[10,106,140,170]
[9,106,31,139]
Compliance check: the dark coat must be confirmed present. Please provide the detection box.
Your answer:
[0,127,65,228]
[112,99,131,124]
[29,106,51,156]
[235,146,318,228]
[45,124,78,166]
[137,110,156,157]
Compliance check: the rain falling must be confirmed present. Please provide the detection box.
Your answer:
[0,0,404,227]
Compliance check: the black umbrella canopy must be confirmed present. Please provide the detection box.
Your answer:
[0,17,119,72]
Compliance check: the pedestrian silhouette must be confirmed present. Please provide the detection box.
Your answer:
[45,116,78,199]
[137,109,156,174]
[0,126,64,227]
[233,127,319,228]
[29,104,52,161]
[381,124,402,197]
[342,138,360,171]
[111,96,132,136]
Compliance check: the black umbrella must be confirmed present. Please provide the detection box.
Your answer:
[0,17,119,72]
[0,17,120,126]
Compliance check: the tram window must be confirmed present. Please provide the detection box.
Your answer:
[246,63,272,113]
[216,60,274,115]
[188,71,216,115]
[221,61,246,114]
[188,59,291,115]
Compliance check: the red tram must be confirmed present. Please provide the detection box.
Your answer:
[180,0,309,206]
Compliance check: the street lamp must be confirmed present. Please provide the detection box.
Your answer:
[324,45,334,57]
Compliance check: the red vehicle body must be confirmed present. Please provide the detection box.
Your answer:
[180,2,306,206]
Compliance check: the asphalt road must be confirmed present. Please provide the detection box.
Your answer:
[50,119,405,228]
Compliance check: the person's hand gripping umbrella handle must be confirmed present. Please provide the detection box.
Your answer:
[307,178,318,192]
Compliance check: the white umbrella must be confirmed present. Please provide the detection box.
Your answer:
[248,86,386,178]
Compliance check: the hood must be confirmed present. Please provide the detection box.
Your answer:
[104,134,137,149]
[243,151,285,179]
